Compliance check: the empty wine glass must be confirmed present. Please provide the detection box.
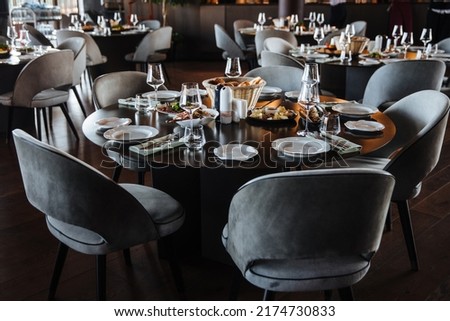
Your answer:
[113,12,122,25]
[257,12,266,30]
[224,57,241,78]
[401,32,414,59]
[70,14,79,30]
[392,24,403,50]
[420,28,432,52]
[316,13,325,27]
[130,14,139,27]
[146,63,165,110]
[297,63,320,137]
[308,11,316,31]
[179,82,202,131]
[18,29,30,52]
[290,14,299,31]
[313,27,325,46]
[7,25,17,49]
[80,13,88,26]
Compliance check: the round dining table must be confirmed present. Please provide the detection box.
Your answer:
[82,96,395,263]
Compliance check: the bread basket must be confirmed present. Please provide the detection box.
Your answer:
[202,77,266,110]
[349,36,370,54]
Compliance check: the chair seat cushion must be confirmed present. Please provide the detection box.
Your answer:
[31,89,70,108]
[245,256,370,293]
[121,183,185,237]
[87,55,107,66]
[0,92,13,106]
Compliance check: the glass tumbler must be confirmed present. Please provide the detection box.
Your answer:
[184,125,206,150]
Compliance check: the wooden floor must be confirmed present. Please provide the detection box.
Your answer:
[1,60,450,301]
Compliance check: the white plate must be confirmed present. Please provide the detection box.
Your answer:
[272,136,330,157]
[95,117,132,130]
[358,59,380,65]
[176,108,219,127]
[430,53,450,59]
[261,86,282,96]
[103,125,159,141]
[295,53,329,59]
[284,91,300,101]
[213,144,258,161]
[332,103,377,117]
[143,90,181,101]
[344,120,385,132]
[118,97,149,106]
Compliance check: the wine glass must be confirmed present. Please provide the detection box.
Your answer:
[130,14,139,27]
[179,82,202,131]
[316,13,325,27]
[290,14,299,31]
[401,32,414,59]
[80,13,88,26]
[146,63,165,111]
[391,24,403,51]
[420,28,432,52]
[320,112,341,136]
[257,12,266,30]
[313,27,325,46]
[308,12,316,31]
[18,29,31,52]
[225,57,242,78]
[7,25,17,50]
[297,63,320,137]
[70,14,79,30]
[113,12,122,25]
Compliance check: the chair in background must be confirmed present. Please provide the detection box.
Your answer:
[436,37,450,95]
[0,50,78,141]
[260,50,304,68]
[138,19,161,30]
[13,129,185,300]
[222,168,395,300]
[125,26,173,81]
[340,90,450,271]
[57,37,88,117]
[214,24,257,70]
[263,37,296,55]
[245,65,303,92]
[254,29,298,65]
[362,59,446,111]
[23,23,54,47]
[233,19,255,51]
[56,29,108,87]
[351,20,368,37]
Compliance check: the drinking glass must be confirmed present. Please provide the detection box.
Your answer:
[401,32,414,59]
[179,82,202,131]
[18,29,30,52]
[391,24,403,50]
[257,12,266,30]
[146,63,165,110]
[420,28,432,52]
[184,125,206,150]
[313,27,325,46]
[290,14,299,31]
[316,13,325,27]
[80,13,88,26]
[308,12,316,31]
[297,63,320,136]
[113,12,122,25]
[320,112,341,135]
[130,14,139,27]
[7,25,17,49]
[134,94,150,113]
[70,14,79,30]
[224,57,241,78]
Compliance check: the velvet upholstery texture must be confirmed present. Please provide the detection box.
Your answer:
[263,37,296,55]
[233,19,255,51]
[125,26,172,64]
[245,66,303,92]
[260,51,304,68]
[222,168,395,297]
[254,29,298,66]
[362,60,446,110]
[12,129,185,299]
[23,23,54,47]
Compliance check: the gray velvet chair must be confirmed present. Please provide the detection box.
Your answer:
[351,20,368,37]
[263,37,296,55]
[56,29,108,86]
[0,50,78,141]
[340,90,450,271]
[138,19,161,30]
[214,24,257,70]
[23,23,54,47]
[57,37,87,117]
[12,129,185,300]
[222,168,395,300]
[255,29,298,66]
[233,19,255,51]
[245,65,303,92]
[260,50,304,68]
[362,59,446,111]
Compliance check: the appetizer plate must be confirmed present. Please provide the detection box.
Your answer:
[213,144,258,161]
[332,102,377,117]
[95,117,132,131]
[344,120,385,132]
[272,136,330,157]
[176,108,219,127]
[103,125,159,141]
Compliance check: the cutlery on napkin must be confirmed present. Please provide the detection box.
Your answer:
[319,132,362,155]
[129,133,184,156]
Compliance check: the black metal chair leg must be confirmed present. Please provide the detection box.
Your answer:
[112,165,122,182]
[123,249,132,266]
[35,109,42,140]
[159,235,185,298]
[6,107,13,143]
[72,86,87,117]
[138,172,145,185]
[338,286,354,300]
[41,108,50,140]
[263,289,275,301]
[48,242,69,300]
[384,205,392,232]
[96,255,106,301]
[396,200,419,271]
[59,103,79,140]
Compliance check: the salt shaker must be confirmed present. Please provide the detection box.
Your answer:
[220,86,232,124]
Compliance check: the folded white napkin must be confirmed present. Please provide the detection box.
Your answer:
[320,132,362,155]
[129,134,184,156]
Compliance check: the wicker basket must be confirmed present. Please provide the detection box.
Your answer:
[202,77,266,110]
[349,36,370,54]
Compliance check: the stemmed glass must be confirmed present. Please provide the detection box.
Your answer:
[313,27,325,46]
[316,13,325,27]
[225,57,242,78]
[179,82,202,132]
[18,29,31,52]
[80,13,88,26]
[146,63,165,111]
[257,12,266,30]
[70,14,79,30]
[391,24,403,51]
[401,32,414,59]
[113,12,122,25]
[130,14,139,27]
[420,28,432,52]
[297,63,320,137]
[290,14,299,31]
[7,25,17,52]
[308,11,316,31]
